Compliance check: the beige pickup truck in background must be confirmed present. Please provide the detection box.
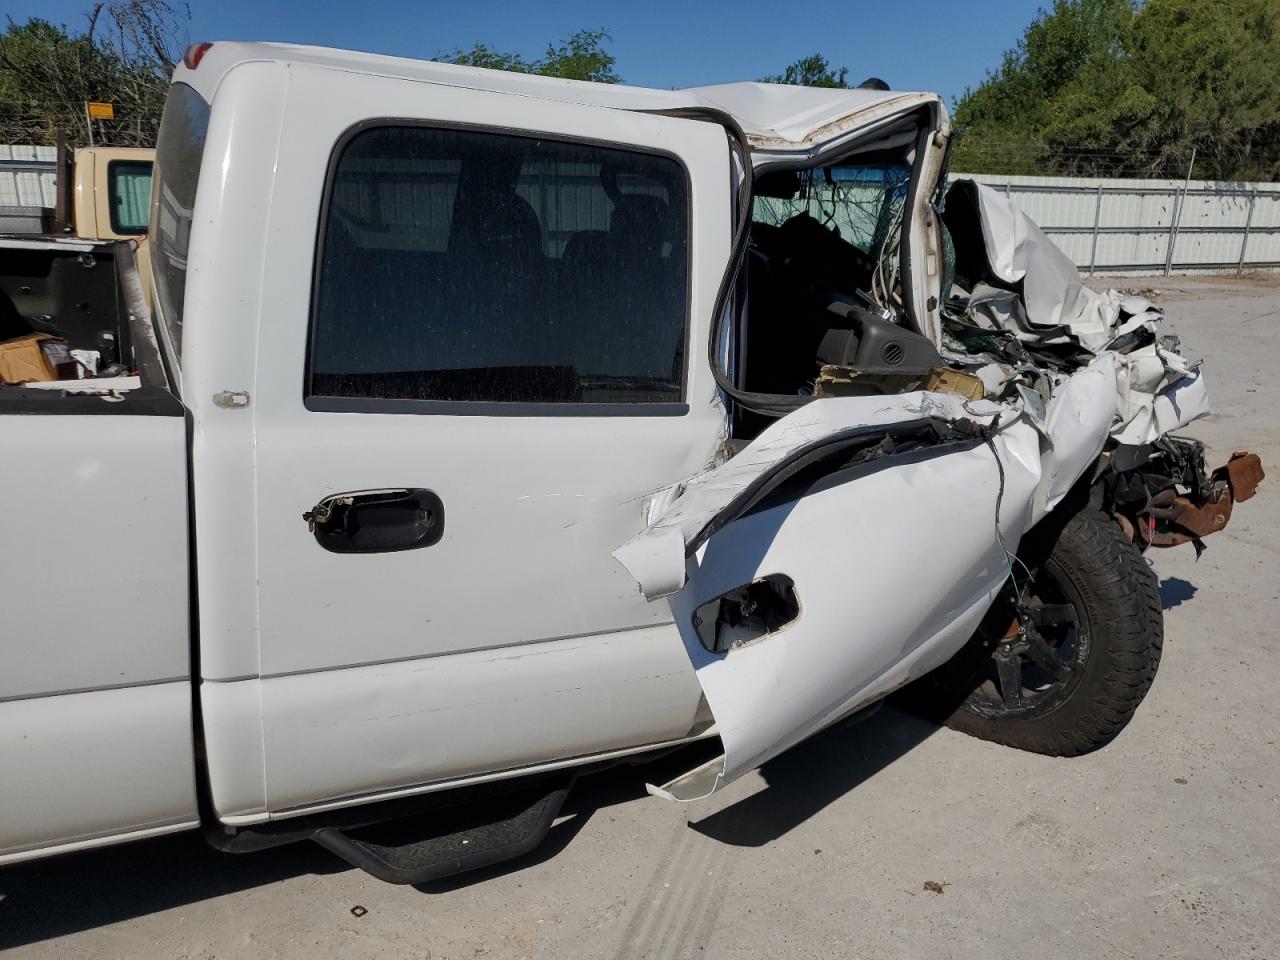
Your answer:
[64,145,155,300]
[0,145,153,384]
[66,145,154,241]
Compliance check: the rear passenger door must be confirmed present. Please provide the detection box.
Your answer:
[193,62,733,819]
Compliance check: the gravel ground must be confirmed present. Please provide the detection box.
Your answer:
[2,275,1277,960]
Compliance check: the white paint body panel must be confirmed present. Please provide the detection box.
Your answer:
[0,684,198,864]
[652,449,1018,800]
[0,415,190,696]
[254,626,703,813]
[614,393,1010,600]
[185,59,732,818]
[202,623,705,821]
[179,43,939,155]
[619,378,1122,800]
[0,414,196,860]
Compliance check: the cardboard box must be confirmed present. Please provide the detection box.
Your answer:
[0,334,59,384]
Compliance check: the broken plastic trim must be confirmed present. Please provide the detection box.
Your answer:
[693,574,800,654]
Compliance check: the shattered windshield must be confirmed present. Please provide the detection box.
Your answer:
[753,159,911,258]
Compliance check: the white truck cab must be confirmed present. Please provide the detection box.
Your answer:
[0,42,1261,884]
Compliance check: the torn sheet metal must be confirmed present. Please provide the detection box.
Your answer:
[1035,353,1118,515]
[614,392,1006,601]
[617,179,1227,803]
[951,180,1211,446]
[615,377,1125,802]
[959,180,1110,344]
[618,342,1165,802]
[642,410,1044,801]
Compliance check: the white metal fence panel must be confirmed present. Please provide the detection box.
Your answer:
[955,171,1280,275]
[3,142,1277,274]
[0,144,57,209]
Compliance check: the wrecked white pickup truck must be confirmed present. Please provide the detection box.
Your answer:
[0,42,1263,884]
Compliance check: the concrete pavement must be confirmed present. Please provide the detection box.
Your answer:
[2,275,1277,960]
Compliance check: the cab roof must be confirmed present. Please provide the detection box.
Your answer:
[176,41,944,153]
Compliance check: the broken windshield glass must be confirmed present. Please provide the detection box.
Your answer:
[753,159,910,258]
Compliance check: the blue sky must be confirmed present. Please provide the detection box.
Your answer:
[3,0,1042,107]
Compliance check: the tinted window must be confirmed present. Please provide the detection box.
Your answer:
[149,83,209,365]
[108,159,152,234]
[309,126,689,407]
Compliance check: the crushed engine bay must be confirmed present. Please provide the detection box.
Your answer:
[597,84,1266,804]
[612,173,1263,804]
[616,177,1263,601]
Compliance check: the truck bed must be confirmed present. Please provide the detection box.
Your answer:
[0,234,195,865]
[0,235,176,412]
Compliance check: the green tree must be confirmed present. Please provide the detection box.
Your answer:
[761,53,849,88]
[952,0,1134,175]
[0,1,187,146]
[446,29,620,83]
[1048,0,1280,179]
[952,0,1280,180]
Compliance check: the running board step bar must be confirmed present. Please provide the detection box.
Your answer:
[312,779,573,885]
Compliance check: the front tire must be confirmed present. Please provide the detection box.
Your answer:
[919,507,1163,756]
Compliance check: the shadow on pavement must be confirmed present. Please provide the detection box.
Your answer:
[0,743,723,943]
[0,828,345,950]
[415,739,727,893]
[0,707,937,940]
[1159,577,1198,609]
[688,703,941,847]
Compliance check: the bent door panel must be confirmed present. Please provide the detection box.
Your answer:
[615,398,1040,801]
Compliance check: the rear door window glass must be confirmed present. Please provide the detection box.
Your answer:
[108,160,152,235]
[308,125,690,409]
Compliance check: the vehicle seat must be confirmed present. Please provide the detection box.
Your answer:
[555,192,683,382]
[561,230,608,266]
[446,191,551,367]
[608,194,670,261]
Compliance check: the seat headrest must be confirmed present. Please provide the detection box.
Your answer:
[453,192,543,256]
[610,194,670,258]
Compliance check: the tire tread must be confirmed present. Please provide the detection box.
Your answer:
[941,508,1163,756]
